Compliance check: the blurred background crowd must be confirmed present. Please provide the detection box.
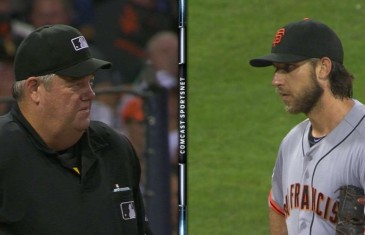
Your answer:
[0,0,178,234]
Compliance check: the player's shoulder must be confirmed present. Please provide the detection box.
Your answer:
[347,100,365,138]
[283,119,310,141]
[350,99,365,116]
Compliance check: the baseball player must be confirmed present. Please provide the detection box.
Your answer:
[249,19,365,235]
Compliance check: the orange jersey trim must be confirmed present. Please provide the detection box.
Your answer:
[268,190,285,216]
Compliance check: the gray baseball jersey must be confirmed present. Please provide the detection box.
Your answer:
[270,100,365,235]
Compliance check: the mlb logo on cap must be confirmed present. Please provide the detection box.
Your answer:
[71,36,88,51]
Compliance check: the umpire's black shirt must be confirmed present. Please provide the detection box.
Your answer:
[0,105,152,235]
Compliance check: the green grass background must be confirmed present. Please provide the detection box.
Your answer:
[188,1,365,234]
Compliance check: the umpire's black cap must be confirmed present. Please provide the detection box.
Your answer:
[14,24,111,81]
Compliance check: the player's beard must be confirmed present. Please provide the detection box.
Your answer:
[285,71,324,114]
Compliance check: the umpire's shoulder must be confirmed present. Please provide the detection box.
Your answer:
[88,120,134,150]
[88,121,139,169]
[0,113,27,143]
[0,113,28,166]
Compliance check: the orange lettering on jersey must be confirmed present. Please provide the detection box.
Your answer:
[301,185,310,210]
[330,202,338,223]
[316,192,324,217]
[272,28,285,47]
[283,184,338,225]
[284,194,290,217]
[312,187,317,211]
[323,197,331,220]
[294,183,300,208]
[290,184,295,209]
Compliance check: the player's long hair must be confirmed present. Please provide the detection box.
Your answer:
[328,61,354,99]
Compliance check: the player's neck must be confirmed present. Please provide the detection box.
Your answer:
[307,97,354,137]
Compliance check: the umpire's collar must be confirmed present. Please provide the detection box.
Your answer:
[10,104,107,156]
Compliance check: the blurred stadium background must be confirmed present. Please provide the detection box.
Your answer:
[1,0,365,234]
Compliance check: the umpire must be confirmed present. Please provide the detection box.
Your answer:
[0,24,153,235]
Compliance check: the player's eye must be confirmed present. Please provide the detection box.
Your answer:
[283,64,298,73]
[274,63,302,73]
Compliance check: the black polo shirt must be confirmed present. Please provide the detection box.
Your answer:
[0,105,152,235]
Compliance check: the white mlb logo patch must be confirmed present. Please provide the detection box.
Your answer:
[71,36,88,51]
[120,201,136,220]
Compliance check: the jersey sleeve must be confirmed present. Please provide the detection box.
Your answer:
[269,145,285,216]
[269,190,285,216]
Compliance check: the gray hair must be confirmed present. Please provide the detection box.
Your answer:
[12,74,55,101]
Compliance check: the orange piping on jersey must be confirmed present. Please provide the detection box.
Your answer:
[268,190,285,216]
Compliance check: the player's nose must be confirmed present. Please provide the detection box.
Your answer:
[272,72,284,86]
[271,71,286,87]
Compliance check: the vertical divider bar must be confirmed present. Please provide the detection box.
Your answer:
[178,0,187,234]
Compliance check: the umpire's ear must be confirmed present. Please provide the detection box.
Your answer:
[317,57,332,81]
[25,77,42,104]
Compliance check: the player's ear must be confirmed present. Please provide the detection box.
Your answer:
[317,57,332,80]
